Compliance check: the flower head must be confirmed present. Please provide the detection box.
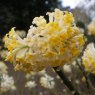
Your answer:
[0,61,8,74]
[88,20,95,36]
[4,8,85,72]
[25,81,36,89]
[40,74,55,89]
[1,74,16,93]
[82,43,95,74]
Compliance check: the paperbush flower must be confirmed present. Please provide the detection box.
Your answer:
[25,81,37,89]
[88,20,95,36]
[40,74,55,89]
[1,74,16,93]
[0,61,8,74]
[82,43,95,74]
[4,9,85,72]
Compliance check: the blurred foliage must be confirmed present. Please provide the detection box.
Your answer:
[0,0,61,36]
[76,21,85,29]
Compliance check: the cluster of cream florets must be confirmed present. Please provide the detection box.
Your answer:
[0,61,16,93]
[4,9,85,72]
[82,43,95,74]
[88,20,95,36]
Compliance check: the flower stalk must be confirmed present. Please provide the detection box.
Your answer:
[53,67,80,95]
[76,59,91,94]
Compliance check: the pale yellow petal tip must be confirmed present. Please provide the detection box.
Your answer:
[11,27,16,31]
[9,27,16,36]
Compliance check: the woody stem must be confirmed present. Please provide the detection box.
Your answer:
[53,67,80,95]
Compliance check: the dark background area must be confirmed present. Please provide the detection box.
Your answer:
[0,0,62,36]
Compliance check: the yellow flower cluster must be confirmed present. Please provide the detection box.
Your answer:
[4,9,85,72]
[82,43,95,74]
